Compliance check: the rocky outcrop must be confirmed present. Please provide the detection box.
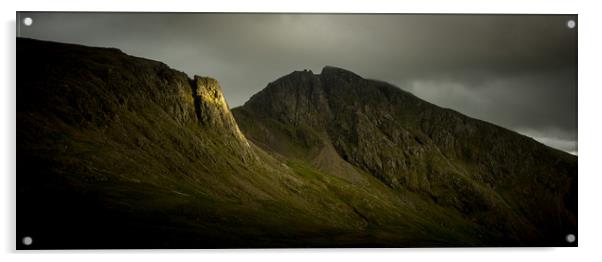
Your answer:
[193,76,243,137]
[192,76,253,159]
[243,70,332,127]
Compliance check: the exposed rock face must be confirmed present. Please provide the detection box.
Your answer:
[192,75,252,158]
[233,66,578,245]
[244,70,332,127]
[193,76,240,135]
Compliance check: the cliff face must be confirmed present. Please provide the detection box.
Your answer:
[193,76,243,138]
[17,38,576,249]
[192,75,253,159]
[233,66,577,245]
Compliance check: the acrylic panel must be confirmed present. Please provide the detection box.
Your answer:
[16,12,577,249]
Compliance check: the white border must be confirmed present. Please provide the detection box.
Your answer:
[2,0,601,261]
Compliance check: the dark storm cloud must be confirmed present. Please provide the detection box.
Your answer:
[17,13,577,153]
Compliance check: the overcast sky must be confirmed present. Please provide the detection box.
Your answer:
[18,13,578,154]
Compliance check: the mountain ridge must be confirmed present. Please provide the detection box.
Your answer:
[17,38,577,248]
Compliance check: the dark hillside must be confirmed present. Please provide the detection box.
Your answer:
[17,38,576,248]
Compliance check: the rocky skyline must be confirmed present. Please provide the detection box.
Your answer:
[17,13,577,154]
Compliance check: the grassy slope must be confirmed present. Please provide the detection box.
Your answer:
[19,110,483,247]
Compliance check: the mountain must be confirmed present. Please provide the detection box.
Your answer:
[17,38,577,249]
[232,67,578,245]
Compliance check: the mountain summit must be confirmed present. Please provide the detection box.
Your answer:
[18,39,576,248]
